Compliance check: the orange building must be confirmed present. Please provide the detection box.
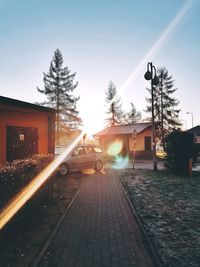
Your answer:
[95,123,153,159]
[0,96,55,164]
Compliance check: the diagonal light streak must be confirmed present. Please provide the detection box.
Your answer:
[107,0,195,107]
[0,131,85,230]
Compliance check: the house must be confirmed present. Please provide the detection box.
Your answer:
[0,96,55,164]
[187,125,200,151]
[94,122,153,159]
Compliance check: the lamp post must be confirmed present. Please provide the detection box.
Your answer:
[144,62,159,171]
[186,112,194,128]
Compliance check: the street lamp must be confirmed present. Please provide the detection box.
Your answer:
[186,112,194,128]
[144,62,159,171]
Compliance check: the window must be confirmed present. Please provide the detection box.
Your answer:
[93,147,103,153]
[73,147,85,156]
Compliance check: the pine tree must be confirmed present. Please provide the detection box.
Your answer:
[105,81,124,127]
[146,67,181,140]
[37,49,81,143]
[125,102,142,124]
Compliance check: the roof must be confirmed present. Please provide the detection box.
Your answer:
[0,95,55,113]
[94,122,152,136]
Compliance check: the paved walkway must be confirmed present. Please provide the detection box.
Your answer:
[37,170,156,267]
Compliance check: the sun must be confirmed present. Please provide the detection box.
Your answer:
[82,114,104,138]
[80,101,105,138]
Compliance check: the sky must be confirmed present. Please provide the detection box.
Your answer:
[0,0,200,134]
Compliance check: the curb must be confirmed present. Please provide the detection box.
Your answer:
[117,173,162,267]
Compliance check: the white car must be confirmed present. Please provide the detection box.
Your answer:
[58,144,105,176]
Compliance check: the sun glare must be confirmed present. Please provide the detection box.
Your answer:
[83,121,101,138]
[80,101,105,137]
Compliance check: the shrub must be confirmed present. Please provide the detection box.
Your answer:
[164,130,197,175]
[0,154,53,208]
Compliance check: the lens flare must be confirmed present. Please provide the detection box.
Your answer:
[111,155,129,169]
[107,141,123,156]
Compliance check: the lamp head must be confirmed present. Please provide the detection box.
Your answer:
[144,71,152,80]
[152,75,159,86]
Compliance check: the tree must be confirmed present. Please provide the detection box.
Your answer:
[124,102,142,124]
[146,67,181,140]
[105,81,124,127]
[37,49,81,143]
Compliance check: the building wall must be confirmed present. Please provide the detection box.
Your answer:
[129,127,152,151]
[99,128,152,152]
[0,103,55,164]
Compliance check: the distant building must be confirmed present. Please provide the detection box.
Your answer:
[187,125,200,150]
[94,122,153,159]
[0,96,55,164]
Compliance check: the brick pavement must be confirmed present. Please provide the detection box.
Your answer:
[37,170,157,267]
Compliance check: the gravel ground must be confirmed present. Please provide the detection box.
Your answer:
[119,169,200,267]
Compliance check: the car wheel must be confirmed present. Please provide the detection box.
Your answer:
[94,160,103,171]
[59,163,69,176]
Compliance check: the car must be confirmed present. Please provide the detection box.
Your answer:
[58,144,105,176]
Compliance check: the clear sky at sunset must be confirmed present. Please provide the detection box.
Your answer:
[0,0,199,134]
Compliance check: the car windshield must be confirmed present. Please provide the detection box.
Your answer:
[73,147,85,156]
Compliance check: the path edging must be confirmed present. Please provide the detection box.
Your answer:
[31,177,87,267]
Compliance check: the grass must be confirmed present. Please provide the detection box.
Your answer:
[119,169,200,267]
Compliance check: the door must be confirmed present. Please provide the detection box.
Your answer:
[7,126,38,161]
[48,116,55,154]
[144,136,151,151]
